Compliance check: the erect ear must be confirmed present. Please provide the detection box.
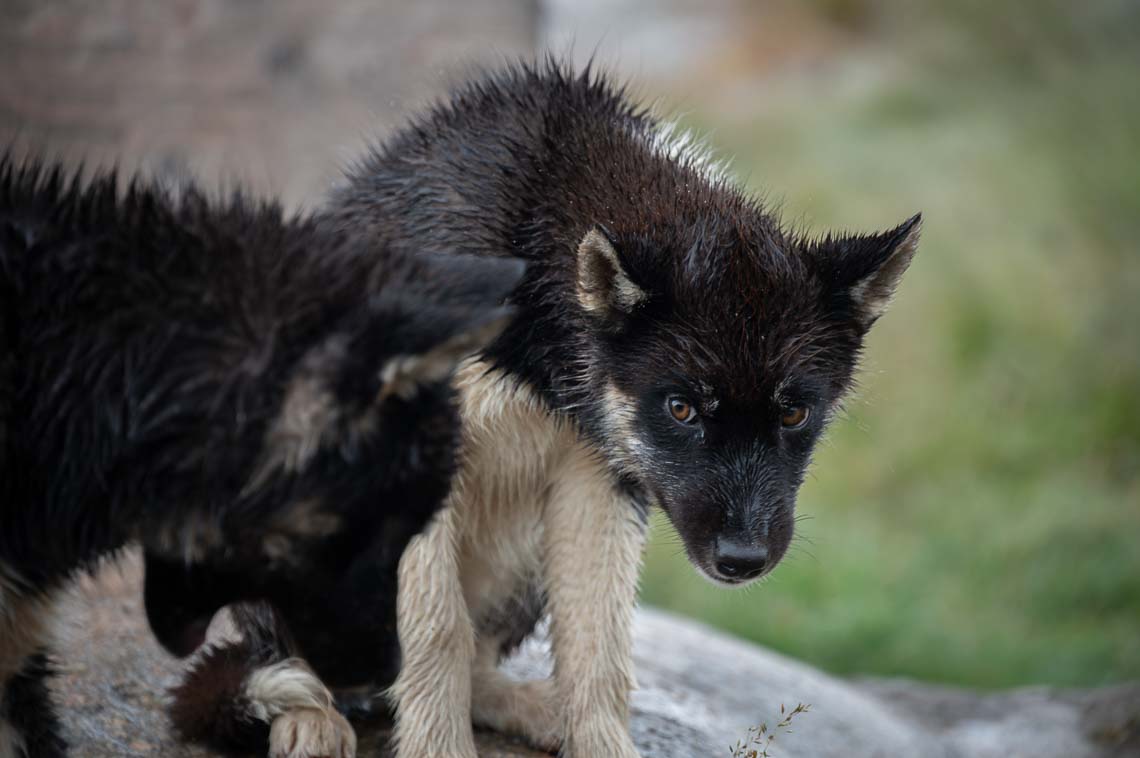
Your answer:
[817,213,922,329]
[377,305,512,402]
[575,227,647,317]
[371,254,525,402]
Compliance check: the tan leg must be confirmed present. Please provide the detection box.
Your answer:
[389,508,478,758]
[471,638,561,752]
[542,443,646,758]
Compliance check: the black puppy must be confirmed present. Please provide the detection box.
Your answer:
[0,153,521,757]
[168,60,921,758]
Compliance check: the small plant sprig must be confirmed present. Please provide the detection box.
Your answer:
[729,702,811,758]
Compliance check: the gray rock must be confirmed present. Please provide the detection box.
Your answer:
[616,610,1139,757]
[53,556,1139,757]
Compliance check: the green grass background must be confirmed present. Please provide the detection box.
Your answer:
[637,0,1140,689]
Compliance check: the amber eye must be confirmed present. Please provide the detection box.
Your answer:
[667,396,698,424]
[780,406,810,429]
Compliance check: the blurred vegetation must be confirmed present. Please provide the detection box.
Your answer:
[639,0,1140,688]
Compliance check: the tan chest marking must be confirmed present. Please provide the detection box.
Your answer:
[445,360,577,617]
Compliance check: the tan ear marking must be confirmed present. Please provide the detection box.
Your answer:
[851,215,922,325]
[576,228,646,314]
[377,312,510,402]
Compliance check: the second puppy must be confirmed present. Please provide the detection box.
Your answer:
[0,153,521,758]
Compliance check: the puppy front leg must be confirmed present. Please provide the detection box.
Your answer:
[389,508,478,758]
[169,602,355,758]
[543,445,647,758]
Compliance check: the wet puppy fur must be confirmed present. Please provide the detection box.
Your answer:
[0,152,521,756]
[173,59,921,757]
[329,60,920,589]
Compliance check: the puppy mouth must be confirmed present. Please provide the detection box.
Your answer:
[677,541,773,588]
[683,534,782,588]
[693,560,770,589]
[658,501,783,589]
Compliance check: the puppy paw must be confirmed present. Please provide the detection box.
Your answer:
[564,721,640,758]
[392,707,480,758]
[506,680,562,753]
[472,677,562,753]
[268,707,356,758]
[393,733,479,758]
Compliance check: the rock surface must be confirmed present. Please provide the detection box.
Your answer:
[53,555,1139,758]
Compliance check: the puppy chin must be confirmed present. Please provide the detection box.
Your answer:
[696,565,765,589]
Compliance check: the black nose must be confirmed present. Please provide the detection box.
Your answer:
[714,539,768,581]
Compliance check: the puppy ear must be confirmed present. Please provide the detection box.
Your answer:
[576,227,646,317]
[371,254,526,401]
[815,213,921,329]
[378,305,512,401]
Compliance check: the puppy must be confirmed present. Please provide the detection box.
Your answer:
[0,153,521,757]
[180,60,921,758]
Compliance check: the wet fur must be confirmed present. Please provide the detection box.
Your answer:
[0,153,520,756]
[196,59,921,757]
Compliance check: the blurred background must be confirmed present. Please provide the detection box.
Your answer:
[3,0,1137,691]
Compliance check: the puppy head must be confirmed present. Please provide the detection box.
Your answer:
[575,214,920,587]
